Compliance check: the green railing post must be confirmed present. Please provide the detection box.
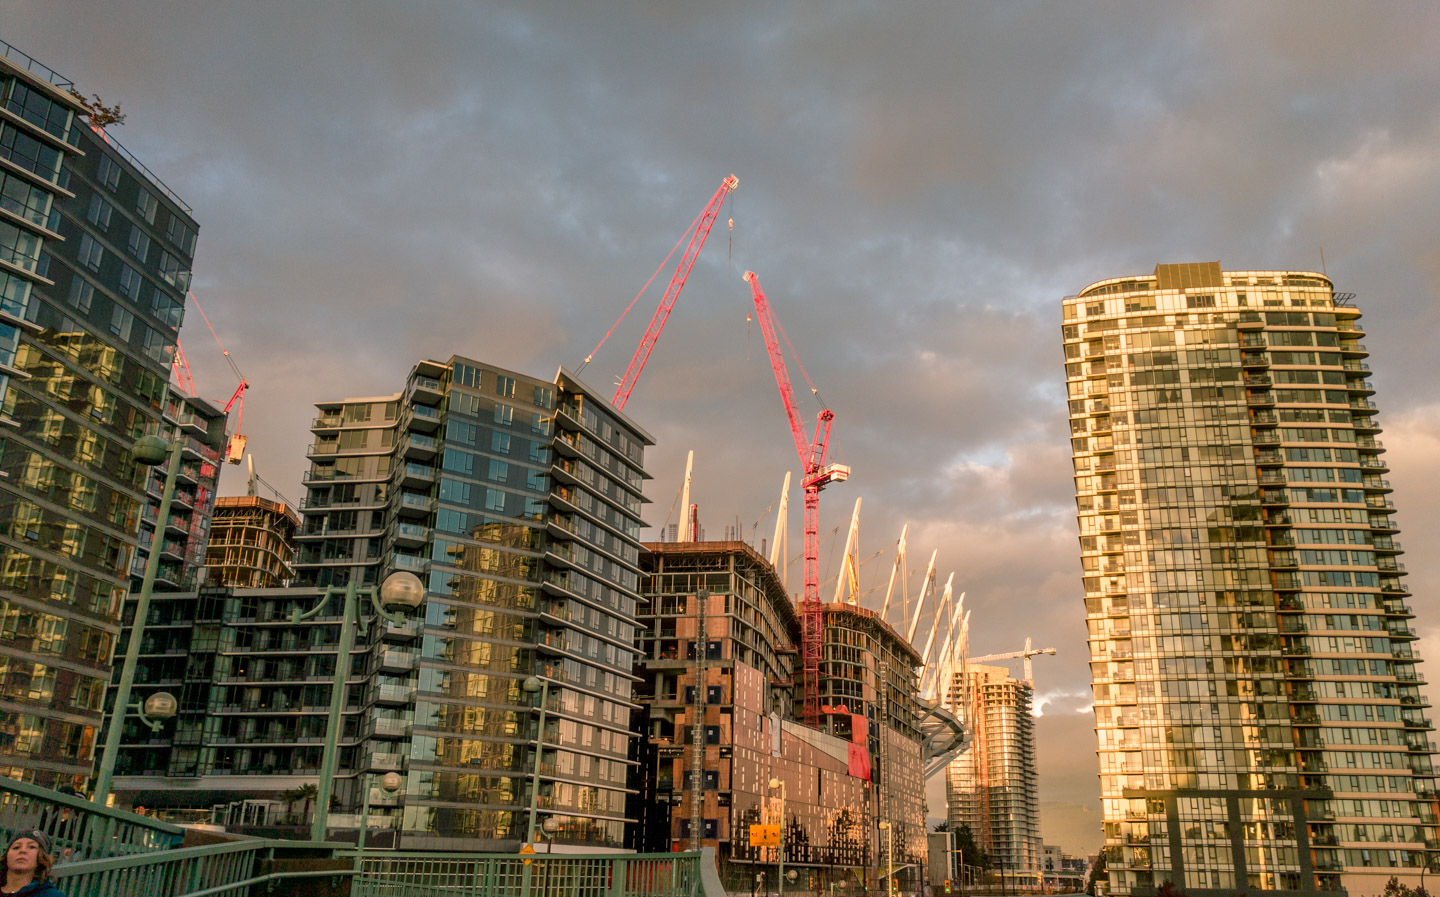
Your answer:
[94,437,184,803]
[313,576,359,841]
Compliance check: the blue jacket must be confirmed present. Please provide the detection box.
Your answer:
[2,880,65,897]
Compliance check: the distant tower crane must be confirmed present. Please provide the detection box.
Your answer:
[601,175,738,410]
[968,637,1057,687]
[743,270,850,724]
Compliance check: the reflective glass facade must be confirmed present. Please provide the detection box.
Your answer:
[0,48,198,789]
[291,359,651,850]
[1064,264,1436,897]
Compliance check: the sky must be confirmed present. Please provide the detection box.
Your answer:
[7,1,1440,857]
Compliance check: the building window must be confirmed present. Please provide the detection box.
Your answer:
[493,404,514,426]
[119,264,143,299]
[488,459,509,483]
[127,226,151,263]
[496,375,516,398]
[78,233,104,271]
[67,278,94,314]
[110,306,133,341]
[484,488,506,512]
[165,217,197,256]
[86,194,113,231]
[491,432,511,454]
[151,291,183,329]
[97,155,122,191]
[157,250,188,289]
[534,386,552,408]
[136,190,158,224]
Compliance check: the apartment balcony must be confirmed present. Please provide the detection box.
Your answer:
[312,414,343,432]
[401,433,438,461]
[1255,450,1284,466]
[1258,471,1286,486]
[1364,477,1393,493]
[375,683,416,705]
[1370,515,1399,533]
[407,404,440,433]
[368,718,411,739]
[1349,379,1377,395]
[1260,488,1290,506]
[392,522,430,548]
[1253,431,1282,448]
[1361,456,1391,472]
[1247,390,1277,407]
[1269,551,1299,569]
[1339,341,1369,357]
[362,750,407,772]
[396,492,432,518]
[1353,416,1382,434]
[1244,374,1273,387]
[1241,352,1270,368]
[399,462,435,489]
[380,649,418,673]
[408,376,444,406]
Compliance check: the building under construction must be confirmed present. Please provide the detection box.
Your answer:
[204,496,299,588]
[945,663,1043,887]
[629,540,928,895]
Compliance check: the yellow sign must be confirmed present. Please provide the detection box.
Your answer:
[519,844,536,854]
[750,824,781,847]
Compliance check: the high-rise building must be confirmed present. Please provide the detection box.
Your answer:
[291,357,651,849]
[630,540,928,894]
[204,495,299,589]
[945,664,1042,888]
[0,43,199,788]
[1064,263,1436,897]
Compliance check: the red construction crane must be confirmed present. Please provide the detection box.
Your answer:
[608,175,738,410]
[742,271,850,724]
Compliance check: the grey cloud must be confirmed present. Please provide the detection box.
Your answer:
[7,0,1440,859]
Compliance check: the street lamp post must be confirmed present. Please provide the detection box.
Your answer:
[770,777,787,897]
[353,769,403,874]
[519,676,552,897]
[292,570,425,841]
[879,821,894,897]
[522,676,552,845]
[93,435,185,804]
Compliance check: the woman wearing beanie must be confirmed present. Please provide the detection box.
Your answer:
[1,831,64,897]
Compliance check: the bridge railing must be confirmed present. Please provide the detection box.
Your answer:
[350,850,706,897]
[49,837,281,897]
[0,778,183,861]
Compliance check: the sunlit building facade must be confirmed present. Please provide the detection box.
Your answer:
[1064,263,1437,897]
[0,44,198,788]
[631,541,927,894]
[945,664,1042,887]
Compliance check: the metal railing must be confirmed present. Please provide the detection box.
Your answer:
[0,778,183,861]
[0,38,75,90]
[51,838,275,897]
[350,851,706,897]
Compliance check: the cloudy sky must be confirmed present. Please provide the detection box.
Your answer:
[8,1,1440,855]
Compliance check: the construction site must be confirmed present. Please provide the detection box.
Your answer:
[103,170,1056,891]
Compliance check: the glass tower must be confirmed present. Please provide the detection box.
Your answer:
[1,45,199,788]
[1064,263,1436,897]
[293,358,651,849]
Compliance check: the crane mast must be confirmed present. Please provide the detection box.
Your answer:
[743,271,849,724]
[611,175,738,410]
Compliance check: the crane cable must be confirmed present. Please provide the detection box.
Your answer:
[187,290,246,386]
[579,204,706,376]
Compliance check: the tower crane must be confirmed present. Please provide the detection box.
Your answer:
[968,637,1057,687]
[601,175,738,410]
[743,270,850,724]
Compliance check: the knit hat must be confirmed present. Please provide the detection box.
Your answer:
[7,829,52,856]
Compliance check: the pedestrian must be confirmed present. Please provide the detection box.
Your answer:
[1,830,65,897]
